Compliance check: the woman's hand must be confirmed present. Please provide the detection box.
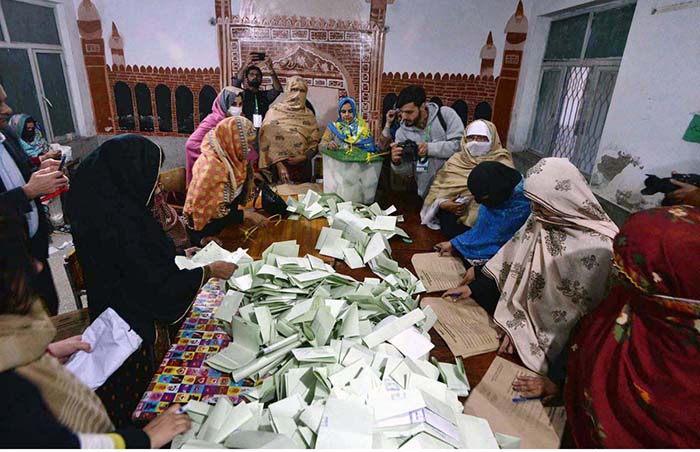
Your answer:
[207,261,237,280]
[244,209,270,227]
[434,241,454,257]
[512,376,560,399]
[441,285,472,302]
[276,161,290,184]
[459,266,475,285]
[47,335,91,364]
[142,404,192,449]
[327,141,338,150]
[440,197,467,216]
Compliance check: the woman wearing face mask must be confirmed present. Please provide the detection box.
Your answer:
[434,161,531,268]
[8,114,57,162]
[185,86,254,186]
[258,76,321,184]
[422,120,514,239]
[319,97,381,203]
[185,116,269,246]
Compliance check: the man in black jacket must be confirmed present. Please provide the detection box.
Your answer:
[0,83,67,315]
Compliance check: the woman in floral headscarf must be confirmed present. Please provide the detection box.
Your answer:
[258,76,320,184]
[445,158,619,375]
[319,96,383,203]
[565,205,700,448]
[185,116,268,245]
[319,97,376,155]
[185,86,251,185]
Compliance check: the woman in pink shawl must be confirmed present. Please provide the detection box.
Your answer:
[185,86,259,185]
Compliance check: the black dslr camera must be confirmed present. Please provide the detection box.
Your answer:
[398,140,427,164]
[641,173,700,195]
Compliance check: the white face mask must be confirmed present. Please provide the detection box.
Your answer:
[227,106,243,117]
[466,141,491,157]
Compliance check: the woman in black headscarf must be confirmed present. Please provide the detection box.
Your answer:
[67,135,236,427]
[435,161,531,315]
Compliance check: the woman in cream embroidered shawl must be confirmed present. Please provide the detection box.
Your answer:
[421,120,514,239]
[486,158,619,373]
[258,76,320,184]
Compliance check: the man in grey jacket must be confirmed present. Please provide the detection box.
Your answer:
[386,85,463,198]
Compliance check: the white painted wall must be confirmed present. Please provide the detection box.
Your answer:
[233,0,369,22]
[509,0,700,211]
[70,0,217,68]
[384,0,531,75]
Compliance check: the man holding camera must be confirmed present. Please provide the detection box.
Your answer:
[386,85,463,198]
[232,52,283,127]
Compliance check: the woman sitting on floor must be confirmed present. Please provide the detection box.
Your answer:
[184,116,269,246]
[0,208,191,448]
[319,96,382,203]
[421,119,514,239]
[185,86,256,186]
[258,76,320,184]
[434,161,531,267]
[564,205,700,448]
[67,134,237,427]
[444,158,619,376]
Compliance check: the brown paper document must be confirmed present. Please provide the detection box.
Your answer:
[275,183,323,197]
[411,252,466,293]
[420,297,499,358]
[463,357,567,449]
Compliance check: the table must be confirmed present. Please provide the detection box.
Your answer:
[133,189,506,422]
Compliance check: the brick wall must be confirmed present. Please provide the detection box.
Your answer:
[106,65,221,137]
[381,72,498,124]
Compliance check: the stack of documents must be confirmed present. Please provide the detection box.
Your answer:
[170,241,511,449]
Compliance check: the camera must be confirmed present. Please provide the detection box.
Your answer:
[641,173,700,196]
[398,140,427,164]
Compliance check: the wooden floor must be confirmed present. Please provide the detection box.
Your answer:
[219,185,517,389]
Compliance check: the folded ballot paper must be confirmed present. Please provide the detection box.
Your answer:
[175,242,254,270]
[169,226,504,449]
[65,307,142,390]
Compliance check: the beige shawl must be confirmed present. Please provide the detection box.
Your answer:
[423,120,514,227]
[258,76,321,169]
[485,158,619,373]
[0,302,114,433]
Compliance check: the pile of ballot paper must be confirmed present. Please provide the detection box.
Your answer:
[170,239,514,449]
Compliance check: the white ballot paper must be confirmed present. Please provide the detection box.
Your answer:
[65,307,142,390]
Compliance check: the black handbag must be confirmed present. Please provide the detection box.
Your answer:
[255,180,288,217]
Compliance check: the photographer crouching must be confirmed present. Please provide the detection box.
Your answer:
[387,85,463,198]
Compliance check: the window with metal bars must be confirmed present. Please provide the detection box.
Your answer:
[529,2,636,177]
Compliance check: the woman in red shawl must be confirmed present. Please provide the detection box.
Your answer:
[565,205,700,448]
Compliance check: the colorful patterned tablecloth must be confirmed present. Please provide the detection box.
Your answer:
[132,279,247,421]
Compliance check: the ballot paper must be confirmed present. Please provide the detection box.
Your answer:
[410,253,467,293]
[420,297,499,358]
[185,228,508,450]
[175,242,253,270]
[463,357,567,449]
[65,308,142,390]
[315,397,374,449]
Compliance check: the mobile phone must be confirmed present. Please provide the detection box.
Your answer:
[58,153,67,171]
[251,51,266,61]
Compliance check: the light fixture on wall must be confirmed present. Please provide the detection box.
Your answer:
[683,112,700,143]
